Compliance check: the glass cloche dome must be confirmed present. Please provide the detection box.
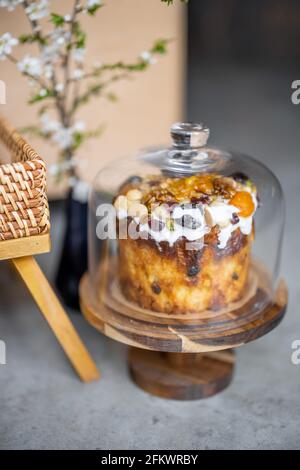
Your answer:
[88,122,285,318]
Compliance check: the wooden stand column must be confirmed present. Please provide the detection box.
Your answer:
[129,349,235,400]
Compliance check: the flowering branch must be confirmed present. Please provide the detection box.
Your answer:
[0,0,171,185]
[161,0,189,4]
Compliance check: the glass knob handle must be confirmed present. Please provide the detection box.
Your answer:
[170,122,210,149]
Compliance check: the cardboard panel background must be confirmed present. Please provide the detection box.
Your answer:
[0,0,186,198]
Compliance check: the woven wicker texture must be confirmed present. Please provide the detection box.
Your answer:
[0,116,50,241]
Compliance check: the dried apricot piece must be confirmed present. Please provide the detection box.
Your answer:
[229,191,255,217]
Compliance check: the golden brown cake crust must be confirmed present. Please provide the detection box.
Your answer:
[118,228,252,314]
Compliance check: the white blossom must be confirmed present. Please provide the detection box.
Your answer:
[73,121,86,133]
[66,157,78,172]
[52,127,74,150]
[68,176,77,187]
[49,163,60,176]
[56,36,66,46]
[40,114,60,134]
[51,28,71,46]
[42,42,60,63]
[40,115,86,150]
[140,51,157,65]
[42,28,71,63]
[72,68,84,80]
[72,155,87,170]
[73,48,85,63]
[0,33,18,60]
[0,0,23,11]
[39,88,47,97]
[49,160,72,177]
[17,55,42,76]
[87,0,101,8]
[53,123,86,150]
[64,14,71,22]
[25,0,49,21]
[55,83,64,93]
[44,63,53,79]
[72,179,90,203]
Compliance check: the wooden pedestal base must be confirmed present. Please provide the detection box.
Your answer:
[80,257,288,398]
[129,348,235,400]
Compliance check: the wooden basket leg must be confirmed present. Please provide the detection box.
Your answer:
[11,255,100,383]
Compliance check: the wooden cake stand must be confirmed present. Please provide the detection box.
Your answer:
[80,254,287,400]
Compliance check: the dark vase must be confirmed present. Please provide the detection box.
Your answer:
[55,188,88,310]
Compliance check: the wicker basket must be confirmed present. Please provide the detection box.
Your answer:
[0,116,50,242]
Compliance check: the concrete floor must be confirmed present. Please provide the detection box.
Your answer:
[0,63,300,449]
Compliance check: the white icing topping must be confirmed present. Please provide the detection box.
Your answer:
[212,193,257,248]
[205,202,237,227]
[172,205,205,222]
[115,189,258,249]
[139,216,210,246]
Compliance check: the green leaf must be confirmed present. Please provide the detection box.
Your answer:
[71,126,105,151]
[85,83,103,96]
[161,0,188,5]
[151,39,170,54]
[74,22,86,48]
[85,125,105,138]
[87,4,102,16]
[38,104,51,116]
[106,92,118,102]
[50,13,65,27]
[128,62,148,71]
[17,125,47,139]
[166,218,175,231]
[76,33,86,49]
[19,34,46,45]
[72,132,84,150]
[28,89,55,105]
[72,83,103,113]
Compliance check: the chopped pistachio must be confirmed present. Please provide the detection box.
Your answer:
[166,218,175,231]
